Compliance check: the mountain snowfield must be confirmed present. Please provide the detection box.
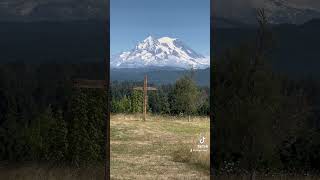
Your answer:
[111,36,210,70]
[262,0,320,24]
[215,0,320,26]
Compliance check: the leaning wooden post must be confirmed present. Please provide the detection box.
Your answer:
[143,75,147,121]
[133,75,157,121]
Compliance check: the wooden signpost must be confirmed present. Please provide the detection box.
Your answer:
[133,75,157,121]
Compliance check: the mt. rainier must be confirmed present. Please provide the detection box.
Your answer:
[111,36,209,70]
[262,0,320,24]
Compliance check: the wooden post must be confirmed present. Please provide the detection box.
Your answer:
[133,75,157,121]
[143,75,147,121]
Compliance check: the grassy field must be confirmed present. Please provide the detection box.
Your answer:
[0,162,104,180]
[0,114,210,180]
[2,114,320,179]
[214,175,320,180]
[110,114,210,180]
[0,115,210,180]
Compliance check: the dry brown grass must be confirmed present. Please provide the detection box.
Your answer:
[110,114,210,179]
[2,114,320,180]
[172,132,210,170]
[0,162,104,180]
[214,175,320,180]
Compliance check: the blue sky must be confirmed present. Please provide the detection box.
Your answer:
[110,0,210,56]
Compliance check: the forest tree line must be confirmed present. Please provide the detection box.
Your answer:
[0,63,107,165]
[212,10,320,175]
[0,53,320,173]
[0,63,208,166]
[110,77,209,116]
[0,54,320,173]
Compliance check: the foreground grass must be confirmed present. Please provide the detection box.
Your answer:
[0,162,104,180]
[110,114,210,180]
[0,114,209,180]
[215,175,320,180]
[2,114,320,179]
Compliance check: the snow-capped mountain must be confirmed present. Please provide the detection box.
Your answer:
[111,36,209,70]
[219,0,320,25]
[0,0,105,21]
[262,0,320,24]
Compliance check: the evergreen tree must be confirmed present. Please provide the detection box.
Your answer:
[46,109,68,162]
[27,105,54,160]
[197,96,209,116]
[0,99,28,161]
[131,90,143,113]
[170,75,200,116]
[68,89,105,166]
[68,90,89,166]
[85,89,106,162]
[118,95,131,113]
[148,90,170,114]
